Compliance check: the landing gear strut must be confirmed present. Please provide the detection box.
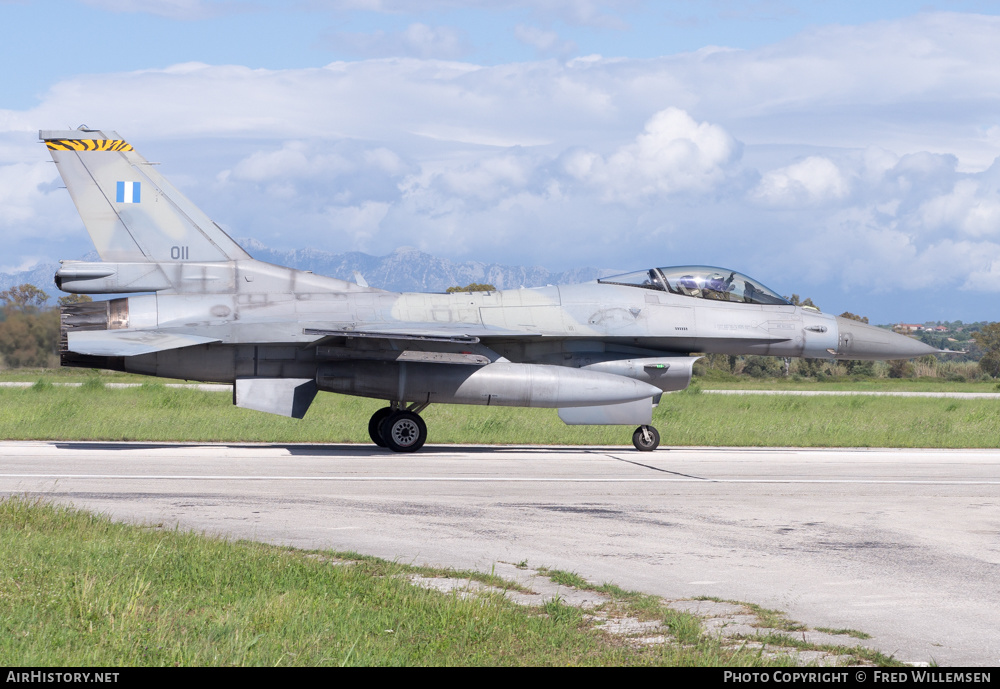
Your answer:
[368,403,429,452]
[632,425,660,452]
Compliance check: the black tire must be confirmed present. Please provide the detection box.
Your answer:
[382,411,428,453]
[632,425,660,452]
[368,407,394,447]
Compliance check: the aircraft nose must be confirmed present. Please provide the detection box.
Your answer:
[833,317,941,360]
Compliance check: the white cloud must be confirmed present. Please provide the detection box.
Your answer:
[752,156,849,206]
[792,209,1000,295]
[427,153,537,203]
[563,107,741,201]
[324,201,391,251]
[229,142,353,182]
[918,178,1000,239]
[859,146,898,185]
[8,13,1000,162]
[327,23,469,59]
[0,162,59,227]
[0,139,97,269]
[313,1,633,29]
[514,24,578,57]
[79,0,242,20]
[212,140,414,239]
[223,140,412,184]
[963,257,1000,291]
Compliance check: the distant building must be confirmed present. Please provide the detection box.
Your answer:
[894,323,922,333]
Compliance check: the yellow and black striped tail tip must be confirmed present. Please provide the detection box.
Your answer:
[45,139,133,152]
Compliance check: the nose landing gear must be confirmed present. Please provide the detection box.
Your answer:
[632,425,660,452]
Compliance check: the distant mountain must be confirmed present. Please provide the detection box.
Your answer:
[237,239,614,292]
[0,242,615,301]
[0,262,62,300]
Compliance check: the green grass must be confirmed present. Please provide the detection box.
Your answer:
[534,577,904,666]
[683,597,903,666]
[701,378,1000,393]
[0,378,997,447]
[815,627,872,640]
[593,583,665,619]
[539,568,591,589]
[692,367,999,392]
[0,496,814,667]
[742,603,807,633]
[661,609,705,646]
[0,368,190,384]
[729,631,904,667]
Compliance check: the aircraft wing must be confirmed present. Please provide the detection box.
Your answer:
[67,330,222,357]
[305,327,481,344]
[303,322,540,366]
[305,321,539,343]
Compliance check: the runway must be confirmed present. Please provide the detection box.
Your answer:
[1,441,997,666]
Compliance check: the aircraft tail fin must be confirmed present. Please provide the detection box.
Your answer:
[41,128,251,264]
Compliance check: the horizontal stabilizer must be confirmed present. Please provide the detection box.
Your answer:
[67,330,221,357]
[235,378,318,419]
[558,397,653,426]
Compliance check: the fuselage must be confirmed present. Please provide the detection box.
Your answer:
[60,258,935,390]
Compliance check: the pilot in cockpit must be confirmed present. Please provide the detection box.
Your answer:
[676,275,702,297]
[703,272,736,300]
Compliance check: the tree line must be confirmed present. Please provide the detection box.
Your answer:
[0,285,91,368]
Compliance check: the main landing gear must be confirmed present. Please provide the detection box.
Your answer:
[369,404,660,453]
[368,403,429,453]
[632,425,660,452]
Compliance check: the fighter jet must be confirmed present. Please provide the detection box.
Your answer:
[43,128,941,452]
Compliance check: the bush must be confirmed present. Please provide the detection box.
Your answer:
[0,309,60,368]
[845,360,875,377]
[741,356,783,378]
[888,360,915,378]
[795,358,828,378]
[973,323,1000,378]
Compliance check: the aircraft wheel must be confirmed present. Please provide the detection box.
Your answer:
[382,411,427,453]
[368,407,393,447]
[632,425,660,452]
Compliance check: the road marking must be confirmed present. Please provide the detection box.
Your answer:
[3,473,998,484]
[700,390,999,398]
[0,382,230,391]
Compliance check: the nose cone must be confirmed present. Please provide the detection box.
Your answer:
[833,317,941,360]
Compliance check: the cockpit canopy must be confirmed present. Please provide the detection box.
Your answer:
[598,266,792,306]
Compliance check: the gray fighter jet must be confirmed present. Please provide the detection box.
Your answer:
[43,128,940,452]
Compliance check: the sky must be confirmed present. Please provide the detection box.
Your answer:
[2,0,1000,324]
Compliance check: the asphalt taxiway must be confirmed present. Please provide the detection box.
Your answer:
[1,441,997,666]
